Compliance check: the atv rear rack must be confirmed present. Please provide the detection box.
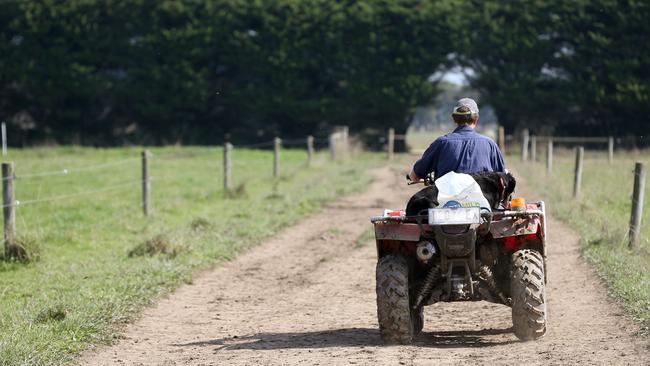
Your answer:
[371,202,547,251]
[370,208,544,224]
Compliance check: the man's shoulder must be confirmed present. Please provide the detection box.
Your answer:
[447,129,495,142]
[434,131,460,142]
[476,132,498,144]
[461,130,498,145]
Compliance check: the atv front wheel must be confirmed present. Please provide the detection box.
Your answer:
[376,254,416,344]
[511,249,547,341]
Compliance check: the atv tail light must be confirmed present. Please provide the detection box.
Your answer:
[501,236,519,250]
[510,197,526,211]
[383,209,405,217]
[500,233,540,251]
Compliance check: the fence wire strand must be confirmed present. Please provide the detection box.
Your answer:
[9,157,140,181]
[6,179,143,208]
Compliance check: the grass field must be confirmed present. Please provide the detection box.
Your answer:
[511,149,650,334]
[0,146,382,365]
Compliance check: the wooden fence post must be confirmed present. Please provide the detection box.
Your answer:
[329,134,337,161]
[573,146,584,198]
[521,129,529,162]
[530,136,537,162]
[629,162,646,250]
[1,122,6,158]
[2,162,15,256]
[498,126,506,153]
[141,151,150,216]
[608,136,614,164]
[306,136,314,167]
[387,128,395,161]
[546,138,553,175]
[273,137,281,177]
[223,142,232,190]
[342,126,349,156]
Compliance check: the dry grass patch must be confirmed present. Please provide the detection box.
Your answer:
[128,233,189,258]
[2,236,41,263]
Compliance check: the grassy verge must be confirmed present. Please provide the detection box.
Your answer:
[354,227,375,249]
[0,146,382,365]
[510,149,650,334]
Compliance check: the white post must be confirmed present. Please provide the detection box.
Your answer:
[546,138,553,175]
[387,128,395,161]
[521,129,529,162]
[329,134,337,161]
[608,137,614,164]
[1,122,7,157]
[273,137,281,177]
[530,136,537,162]
[498,126,506,153]
[224,142,232,190]
[342,126,349,156]
[306,136,314,167]
[142,151,151,216]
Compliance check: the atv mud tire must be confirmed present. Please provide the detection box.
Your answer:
[376,254,418,344]
[511,249,547,341]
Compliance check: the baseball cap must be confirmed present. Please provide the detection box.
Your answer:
[453,97,479,115]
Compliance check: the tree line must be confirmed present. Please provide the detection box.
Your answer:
[0,0,648,146]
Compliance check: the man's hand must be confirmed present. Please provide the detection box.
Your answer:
[408,170,420,183]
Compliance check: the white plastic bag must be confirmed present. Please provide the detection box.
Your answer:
[435,171,491,211]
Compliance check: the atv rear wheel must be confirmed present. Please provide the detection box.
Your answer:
[511,249,547,341]
[376,254,416,344]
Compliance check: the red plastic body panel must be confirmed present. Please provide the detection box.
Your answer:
[373,201,547,258]
[489,217,542,239]
[374,222,424,242]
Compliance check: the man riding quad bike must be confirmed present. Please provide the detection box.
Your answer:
[371,98,548,343]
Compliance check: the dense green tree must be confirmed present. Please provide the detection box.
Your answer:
[559,0,650,137]
[0,0,648,145]
[454,0,650,138]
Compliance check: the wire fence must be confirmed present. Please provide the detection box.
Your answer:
[0,131,353,257]
[510,129,646,250]
[10,179,143,208]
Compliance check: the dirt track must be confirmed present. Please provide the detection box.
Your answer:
[81,166,649,365]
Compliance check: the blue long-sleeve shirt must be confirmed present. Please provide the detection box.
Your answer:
[413,125,505,180]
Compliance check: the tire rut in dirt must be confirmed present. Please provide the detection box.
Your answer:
[376,254,418,344]
[511,249,547,341]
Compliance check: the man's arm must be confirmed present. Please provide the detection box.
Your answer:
[409,141,439,182]
[491,141,506,172]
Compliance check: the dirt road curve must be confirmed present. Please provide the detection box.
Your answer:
[81,166,649,365]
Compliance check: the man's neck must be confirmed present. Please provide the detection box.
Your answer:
[454,124,475,131]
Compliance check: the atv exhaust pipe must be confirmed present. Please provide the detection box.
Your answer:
[416,242,436,263]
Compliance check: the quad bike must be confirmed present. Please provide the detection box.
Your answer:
[371,176,547,343]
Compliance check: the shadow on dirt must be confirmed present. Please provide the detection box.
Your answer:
[415,327,518,348]
[172,327,517,351]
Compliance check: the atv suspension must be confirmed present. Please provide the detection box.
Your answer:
[413,264,440,309]
[479,265,511,306]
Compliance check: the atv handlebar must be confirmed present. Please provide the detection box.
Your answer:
[406,173,433,186]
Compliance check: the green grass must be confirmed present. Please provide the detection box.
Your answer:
[353,227,375,249]
[0,146,382,365]
[510,149,650,334]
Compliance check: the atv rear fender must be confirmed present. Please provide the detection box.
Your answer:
[372,201,547,259]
